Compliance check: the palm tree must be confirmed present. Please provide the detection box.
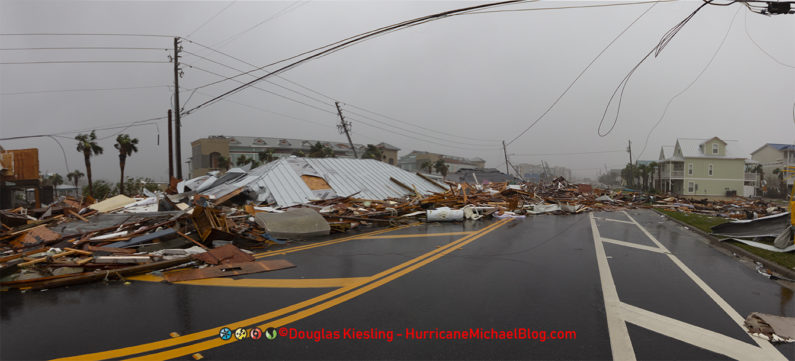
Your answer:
[621,163,634,187]
[773,168,785,195]
[420,160,433,174]
[67,170,84,190]
[236,155,260,168]
[433,159,449,178]
[114,134,138,195]
[75,131,103,197]
[217,156,230,171]
[361,145,383,160]
[258,149,277,164]
[636,164,649,191]
[648,161,658,192]
[308,142,335,158]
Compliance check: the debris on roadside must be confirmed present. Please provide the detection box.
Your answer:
[745,312,795,343]
[1,157,790,290]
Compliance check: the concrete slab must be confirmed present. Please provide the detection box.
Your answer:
[255,208,330,239]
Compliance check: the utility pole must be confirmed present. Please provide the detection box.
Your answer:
[173,37,183,179]
[167,109,174,179]
[335,102,358,158]
[502,140,509,175]
[627,139,633,187]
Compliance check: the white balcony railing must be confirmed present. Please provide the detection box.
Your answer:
[661,170,684,179]
[745,173,760,182]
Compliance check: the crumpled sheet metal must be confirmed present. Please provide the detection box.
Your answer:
[195,158,442,208]
[711,212,790,238]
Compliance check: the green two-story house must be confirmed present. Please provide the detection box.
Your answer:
[658,137,748,196]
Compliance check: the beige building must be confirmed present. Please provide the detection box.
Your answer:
[190,136,399,177]
[398,151,485,175]
[658,137,753,197]
[750,143,794,193]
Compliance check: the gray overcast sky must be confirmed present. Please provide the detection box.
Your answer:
[1,0,793,183]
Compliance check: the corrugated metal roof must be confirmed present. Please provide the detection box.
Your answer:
[303,158,443,200]
[198,157,444,207]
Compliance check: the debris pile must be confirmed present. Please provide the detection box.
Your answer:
[2,157,790,289]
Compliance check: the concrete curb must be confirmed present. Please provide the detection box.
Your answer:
[653,209,795,281]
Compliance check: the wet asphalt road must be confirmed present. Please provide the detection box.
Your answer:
[1,209,793,360]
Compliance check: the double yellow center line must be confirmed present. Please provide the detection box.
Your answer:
[54,218,512,361]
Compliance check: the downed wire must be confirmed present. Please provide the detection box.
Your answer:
[597,0,719,137]
[181,0,532,116]
[637,5,741,159]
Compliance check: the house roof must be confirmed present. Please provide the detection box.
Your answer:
[402,150,484,164]
[676,138,746,159]
[751,143,795,155]
[218,136,366,152]
[447,168,522,184]
[199,157,444,207]
[376,142,400,151]
[659,146,675,160]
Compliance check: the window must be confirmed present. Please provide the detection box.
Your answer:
[687,163,693,175]
[688,181,695,193]
[712,143,718,154]
[708,164,713,176]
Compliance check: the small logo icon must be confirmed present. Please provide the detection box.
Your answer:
[234,327,248,340]
[219,327,232,341]
[265,327,278,340]
[250,327,262,340]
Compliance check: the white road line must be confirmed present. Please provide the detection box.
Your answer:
[597,217,636,225]
[600,237,667,254]
[589,213,636,361]
[621,211,786,360]
[619,303,765,360]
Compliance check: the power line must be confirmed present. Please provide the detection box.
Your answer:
[343,103,498,143]
[466,0,676,15]
[347,116,501,151]
[180,62,337,115]
[186,0,237,38]
[181,0,531,116]
[0,46,171,51]
[510,150,626,156]
[597,0,715,137]
[181,39,498,145]
[0,60,169,65]
[211,1,306,49]
[181,58,498,149]
[0,117,164,141]
[342,109,498,148]
[743,9,795,69]
[180,50,332,107]
[1,84,170,96]
[0,32,174,38]
[183,53,500,148]
[505,1,660,146]
[637,5,740,159]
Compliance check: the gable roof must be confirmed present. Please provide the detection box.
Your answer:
[376,142,400,151]
[751,143,795,155]
[676,138,745,159]
[659,146,675,161]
